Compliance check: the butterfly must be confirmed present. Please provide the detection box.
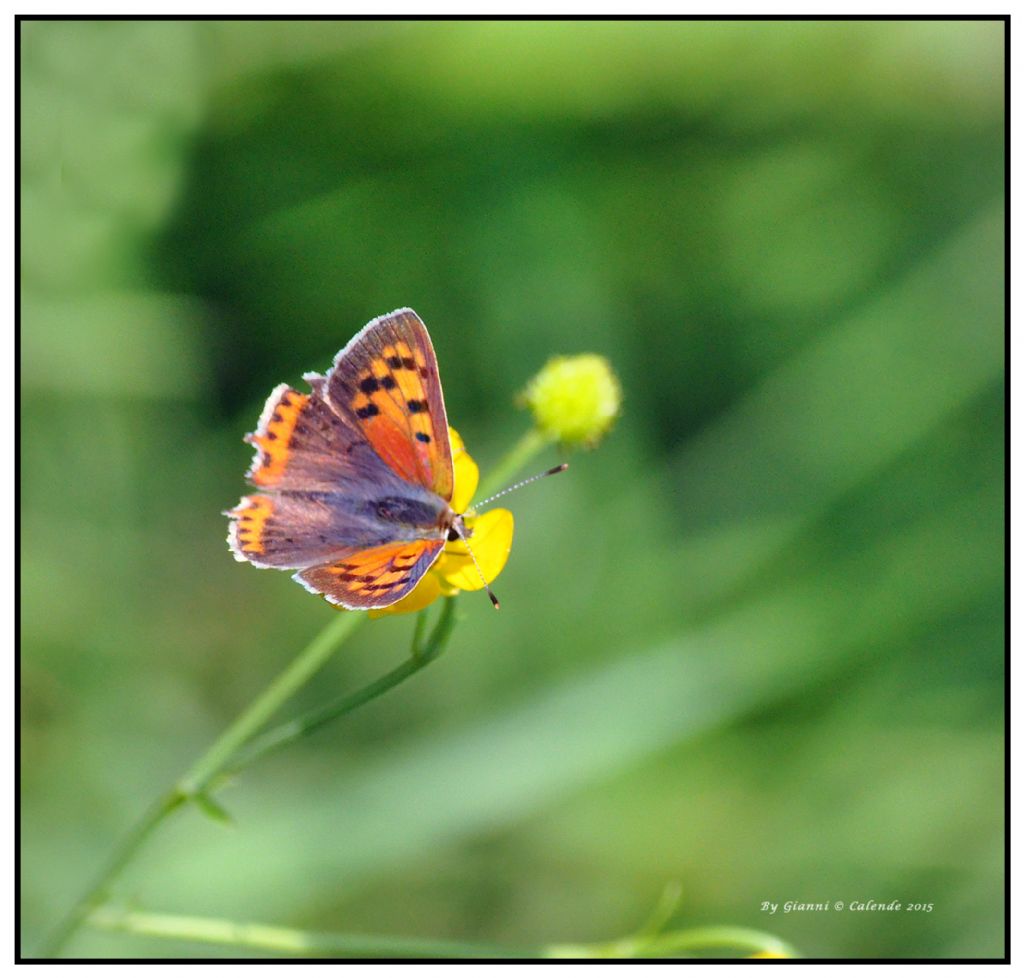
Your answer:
[226,308,501,611]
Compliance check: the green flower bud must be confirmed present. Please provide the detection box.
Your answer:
[521,354,621,448]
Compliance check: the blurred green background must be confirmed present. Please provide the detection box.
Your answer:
[21,19,1004,959]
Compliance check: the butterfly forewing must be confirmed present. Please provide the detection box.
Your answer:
[324,309,454,502]
[242,383,402,493]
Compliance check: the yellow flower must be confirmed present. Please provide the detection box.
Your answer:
[521,353,621,448]
[369,428,514,617]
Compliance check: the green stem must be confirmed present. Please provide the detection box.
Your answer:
[548,926,800,959]
[86,905,796,961]
[40,611,364,958]
[89,906,535,959]
[225,599,457,774]
[177,612,363,796]
[475,427,552,501]
[38,790,187,959]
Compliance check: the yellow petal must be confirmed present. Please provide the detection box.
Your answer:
[452,455,479,514]
[437,509,514,591]
[449,426,479,513]
[368,572,442,618]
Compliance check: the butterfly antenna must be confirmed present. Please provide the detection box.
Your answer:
[472,463,569,512]
[451,523,501,610]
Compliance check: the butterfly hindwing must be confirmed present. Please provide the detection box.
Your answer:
[294,539,445,610]
[226,492,354,569]
[324,309,454,502]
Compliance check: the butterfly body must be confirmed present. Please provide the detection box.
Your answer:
[227,309,469,610]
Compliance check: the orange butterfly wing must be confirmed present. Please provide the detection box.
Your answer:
[317,308,454,502]
[294,539,445,610]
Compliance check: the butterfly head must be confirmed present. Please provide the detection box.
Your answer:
[445,513,469,543]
